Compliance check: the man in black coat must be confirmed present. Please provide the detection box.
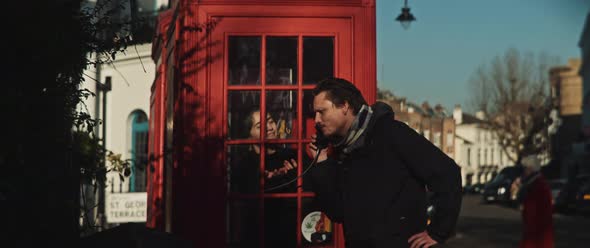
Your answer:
[309,78,462,248]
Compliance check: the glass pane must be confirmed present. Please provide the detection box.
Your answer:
[228,36,261,85]
[266,90,297,139]
[266,37,298,85]
[264,143,299,193]
[265,198,298,248]
[300,142,316,193]
[228,145,261,194]
[228,143,309,194]
[132,130,148,192]
[302,90,316,139]
[228,91,260,140]
[301,200,334,246]
[303,37,334,85]
[227,199,261,247]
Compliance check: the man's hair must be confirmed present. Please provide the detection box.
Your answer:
[312,77,367,114]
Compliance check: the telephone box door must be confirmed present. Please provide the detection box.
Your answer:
[209,16,352,248]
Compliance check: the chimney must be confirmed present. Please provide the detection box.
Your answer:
[453,105,462,124]
[400,98,407,112]
[434,104,444,114]
[475,110,486,120]
[421,101,431,111]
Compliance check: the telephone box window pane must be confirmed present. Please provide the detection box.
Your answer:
[228,36,261,85]
[303,37,334,85]
[266,37,298,85]
[227,199,297,248]
[228,91,260,140]
[227,145,260,194]
[300,143,316,193]
[228,143,302,194]
[302,90,316,139]
[227,199,261,247]
[266,90,298,140]
[263,144,300,194]
[265,198,298,247]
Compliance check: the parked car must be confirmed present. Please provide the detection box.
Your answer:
[482,166,523,204]
[575,180,590,214]
[554,174,590,214]
[548,179,567,206]
[463,183,485,194]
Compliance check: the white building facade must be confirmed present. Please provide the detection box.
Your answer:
[453,106,512,186]
[82,43,155,194]
[78,0,168,229]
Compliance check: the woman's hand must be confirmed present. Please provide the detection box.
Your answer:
[265,159,297,179]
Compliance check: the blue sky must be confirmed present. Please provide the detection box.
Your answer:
[376,0,590,113]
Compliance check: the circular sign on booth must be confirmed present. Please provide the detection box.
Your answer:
[301,211,333,244]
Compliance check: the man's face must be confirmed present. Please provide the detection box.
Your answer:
[313,91,352,137]
[249,111,278,139]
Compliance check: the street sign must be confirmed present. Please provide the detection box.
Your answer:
[106,192,147,223]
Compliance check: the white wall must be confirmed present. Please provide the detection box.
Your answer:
[81,43,155,193]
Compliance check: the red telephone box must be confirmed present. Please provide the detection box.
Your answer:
[148,1,376,247]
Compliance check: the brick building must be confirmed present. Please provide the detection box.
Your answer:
[549,58,585,176]
[379,96,456,160]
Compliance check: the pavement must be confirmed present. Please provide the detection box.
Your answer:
[445,195,590,248]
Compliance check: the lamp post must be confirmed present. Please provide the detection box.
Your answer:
[395,0,416,30]
[96,76,112,230]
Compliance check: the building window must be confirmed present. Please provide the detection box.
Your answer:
[484,149,488,165]
[477,149,481,166]
[433,132,441,148]
[491,148,495,165]
[467,148,471,166]
[129,110,149,192]
[423,130,430,141]
[446,131,453,147]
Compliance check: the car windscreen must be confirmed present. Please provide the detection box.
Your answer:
[489,174,507,185]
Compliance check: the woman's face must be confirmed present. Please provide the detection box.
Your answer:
[249,111,278,139]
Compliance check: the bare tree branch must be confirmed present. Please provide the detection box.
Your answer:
[468,48,560,164]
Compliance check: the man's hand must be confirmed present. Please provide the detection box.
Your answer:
[408,231,438,248]
[308,134,328,162]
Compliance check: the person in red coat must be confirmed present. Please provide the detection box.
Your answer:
[517,155,554,248]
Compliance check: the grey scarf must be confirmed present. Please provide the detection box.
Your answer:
[333,104,373,155]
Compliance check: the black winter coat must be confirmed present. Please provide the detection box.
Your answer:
[310,102,462,247]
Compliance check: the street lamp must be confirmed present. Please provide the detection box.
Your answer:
[396,0,416,30]
[96,76,112,230]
